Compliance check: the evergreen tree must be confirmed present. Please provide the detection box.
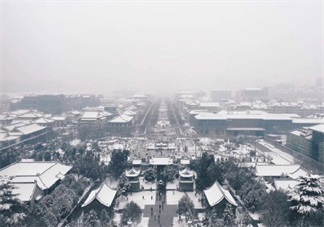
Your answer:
[177,194,194,219]
[289,174,324,226]
[241,212,252,226]
[108,149,130,179]
[223,204,235,226]
[100,209,111,226]
[117,174,131,197]
[0,178,26,226]
[120,202,142,225]
[289,174,324,215]
[195,152,215,190]
[83,210,100,227]
[261,190,290,227]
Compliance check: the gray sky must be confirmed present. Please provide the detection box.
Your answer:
[1,0,323,95]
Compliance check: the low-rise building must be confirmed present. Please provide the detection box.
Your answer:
[287,124,324,163]
[0,160,72,204]
[81,182,117,212]
[178,168,194,192]
[125,168,141,192]
[203,181,237,217]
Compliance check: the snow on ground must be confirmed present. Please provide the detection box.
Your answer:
[166,191,204,209]
[166,180,178,190]
[139,177,157,190]
[137,215,149,227]
[258,141,295,164]
[113,213,121,225]
[115,190,156,209]
[172,217,187,227]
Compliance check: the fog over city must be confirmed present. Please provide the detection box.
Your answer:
[1,1,322,95]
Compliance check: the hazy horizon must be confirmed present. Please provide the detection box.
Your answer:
[1,1,323,95]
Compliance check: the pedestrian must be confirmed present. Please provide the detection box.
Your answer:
[143,196,144,199]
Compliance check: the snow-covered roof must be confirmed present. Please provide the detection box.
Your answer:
[179,168,193,177]
[307,124,324,134]
[194,113,226,120]
[0,132,7,140]
[70,110,81,115]
[288,168,308,180]
[189,110,208,115]
[149,157,173,165]
[180,159,190,165]
[123,110,136,116]
[199,102,220,108]
[0,114,14,121]
[0,161,72,190]
[4,122,27,132]
[15,124,46,135]
[11,182,37,202]
[51,116,66,121]
[293,119,324,124]
[80,111,100,119]
[35,118,54,124]
[256,164,301,177]
[0,133,19,142]
[194,110,294,121]
[132,159,142,165]
[125,168,140,177]
[204,181,237,207]
[273,179,299,191]
[82,182,117,208]
[109,114,134,123]
[18,112,42,119]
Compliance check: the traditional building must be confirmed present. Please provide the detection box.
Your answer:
[178,168,194,192]
[78,111,111,125]
[125,168,141,192]
[81,182,117,211]
[255,164,307,180]
[203,181,237,216]
[0,160,72,203]
[108,114,135,136]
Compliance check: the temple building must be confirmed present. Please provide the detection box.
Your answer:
[81,182,117,211]
[178,168,194,192]
[125,168,141,192]
[203,181,237,217]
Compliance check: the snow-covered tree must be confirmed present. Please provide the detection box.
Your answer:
[223,204,235,226]
[116,174,131,197]
[177,194,194,219]
[0,177,26,226]
[289,174,324,215]
[83,209,100,227]
[121,202,142,225]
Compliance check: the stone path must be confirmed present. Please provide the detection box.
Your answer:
[143,191,178,227]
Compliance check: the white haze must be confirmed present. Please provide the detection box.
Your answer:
[1,0,322,95]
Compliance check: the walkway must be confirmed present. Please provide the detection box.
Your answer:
[143,191,178,227]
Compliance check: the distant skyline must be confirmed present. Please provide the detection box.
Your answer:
[1,1,323,95]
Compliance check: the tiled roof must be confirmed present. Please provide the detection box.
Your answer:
[82,182,117,208]
[204,181,237,207]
